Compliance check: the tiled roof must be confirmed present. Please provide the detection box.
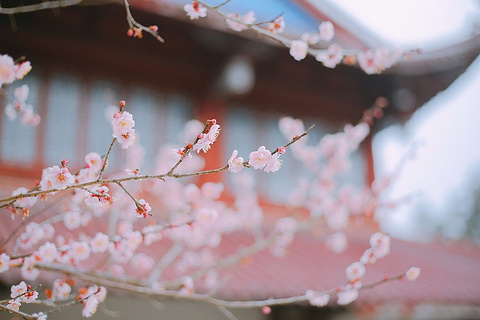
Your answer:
[212,232,480,306]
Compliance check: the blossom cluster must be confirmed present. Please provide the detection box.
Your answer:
[112,109,137,149]
[0,54,31,87]
[4,84,41,126]
[181,3,407,73]
[192,119,220,153]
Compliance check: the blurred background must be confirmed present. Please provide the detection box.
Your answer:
[1,0,479,319]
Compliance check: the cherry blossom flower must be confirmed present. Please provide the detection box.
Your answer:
[112,111,136,149]
[228,150,244,173]
[12,187,37,209]
[40,165,75,190]
[90,232,109,253]
[0,253,10,273]
[11,281,27,299]
[184,1,207,20]
[0,54,16,86]
[22,289,39,303]
[405,267,421,281]
[357,50,379,75]
[84,152,102,171]
[193,123,220,153]
[64,210,82,230]
[6,299,21,311]
[37,242,58,263]
[84,186,112,208]
[226,11,256,32]
[306,290,330,307]
[71,241,91,262]
[249,146,273,169]
[360,248,377,265]
[301,32,321,45]
[337,289,359,305]
[319,21,335,41]
[52,279,71,299]
[316,44,343,68]
[266,16,285,34]
[116,128,137,149]
[14,84,29,102]
[179,276,194,295]
[82,295,99,318]
[369,232,390,258]
[15,61,32,80]
[264,153,282,173]
[136,199,152,218]
[289,40,309,61]
[31,312,47,320]
[345,261,366,281]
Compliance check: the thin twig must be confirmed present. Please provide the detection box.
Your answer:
[123,0,164,42]
[98,138,116,181]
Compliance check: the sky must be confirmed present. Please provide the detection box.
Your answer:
[327,0,480,50]
[372,54,480,241]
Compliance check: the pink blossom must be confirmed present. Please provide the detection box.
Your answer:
[405,267,420,281]
[14,84,29,102]
[84,186,111,208]
[14,61,32,80]
[289,40,309,61]
[358,50,379,74]
[90,232,109,253]
[325,232,347,253]
[345,262,365,281]
[40,165,74,190]
[0,54,16,86]
[112,111,136,149]
[319,21,335,41]
[228,150,244,173]
[249,146,273,169]
[82,296,99,318]
[116,128,137,149]
[12,187,37,208]
[64,210,81,230]
[6,299,21,311]
[85,152,102,171]
[0,253,10,273]
[306,290,330,307]
[193,123,220,153]
[264,153,282,173]
[71,241,91,262]
[31,312,47,320]
[316,44,343,68]
[184,1,207,20]
[11,281,27,299]
[266,16,285,34]
[136,199,152,218]
[337,289,359,305]
[179,276,194,295]
[22,289,38,303]
[53,279,72,299]
[369,232,390,258]
[226,11,256,32]
[301,32,321,45]
[37,242,58,263]
[360,248,377,265]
